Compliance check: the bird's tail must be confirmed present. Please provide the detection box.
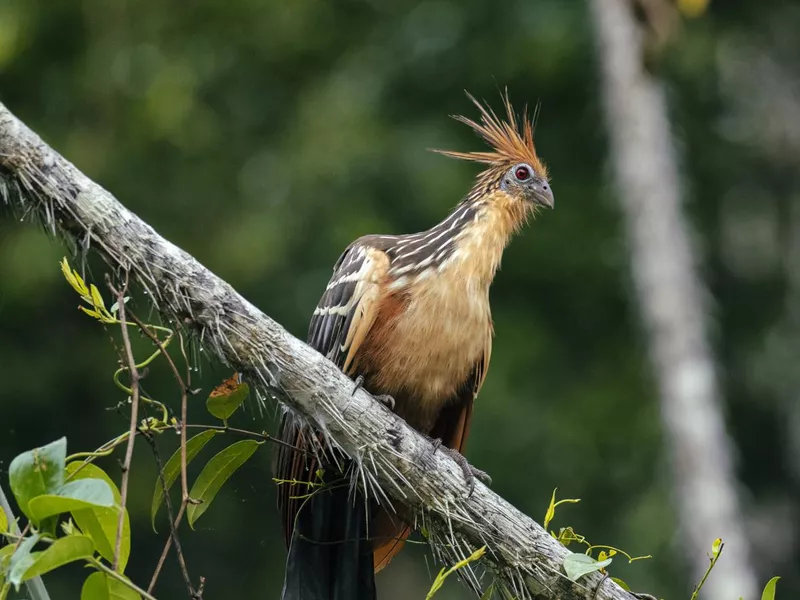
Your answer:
[275,411,377,600]
[280,462,376,600]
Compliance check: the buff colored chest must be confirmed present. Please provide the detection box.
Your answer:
[355,198,517,432]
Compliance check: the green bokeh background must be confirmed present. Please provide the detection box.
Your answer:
[1,0,798,598]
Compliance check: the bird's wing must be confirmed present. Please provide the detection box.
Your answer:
[432,336,491,453]
[372,339,492,572]
[275,240,390,545]
[307,242,389,374]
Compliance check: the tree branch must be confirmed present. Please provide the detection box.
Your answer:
[0,100,641,600]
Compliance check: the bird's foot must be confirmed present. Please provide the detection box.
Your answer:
[374,394,395,411]
[351,375,364,396]
[351,376,395,411]
[425,436,491,496]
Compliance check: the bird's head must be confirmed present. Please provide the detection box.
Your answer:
[434,91,553,212]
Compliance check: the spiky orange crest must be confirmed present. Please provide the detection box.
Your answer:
[434,91,548,180]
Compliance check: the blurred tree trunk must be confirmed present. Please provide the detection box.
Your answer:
[587,1,757,599]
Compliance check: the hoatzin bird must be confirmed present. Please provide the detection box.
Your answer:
[274,92,553,600]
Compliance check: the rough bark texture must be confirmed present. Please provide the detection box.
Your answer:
[0,101,643,600]
[588,1,758,599]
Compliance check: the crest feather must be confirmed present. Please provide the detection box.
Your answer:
[434,90,547,179]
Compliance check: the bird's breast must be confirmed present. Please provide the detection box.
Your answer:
[355,266,493,432]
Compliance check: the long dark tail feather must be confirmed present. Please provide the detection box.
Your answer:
[280,463,376,600]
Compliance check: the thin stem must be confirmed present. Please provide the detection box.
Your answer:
[127,312,192,503]
[88,557,158,600]
[178,333,193,502]
[148,504,187,594]
[8,522,30,563]
[66,431,130,464]
[179,369,189,503]
[690,542,724,600]
[130,318,199,598]
[65,421,302,484]
[109,275,139,573]
[144,433,195,597]
[127,311,185,395]
[184,424,307,455]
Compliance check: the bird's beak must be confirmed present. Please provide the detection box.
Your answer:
[531,179,554,209]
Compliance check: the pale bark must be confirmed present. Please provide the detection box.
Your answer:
[588,1,758,599]
[719,30,800,572]
[0,101,643,600]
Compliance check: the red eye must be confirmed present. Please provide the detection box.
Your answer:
[514,166,531,181]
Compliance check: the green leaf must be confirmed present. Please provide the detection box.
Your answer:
[66,463,130,573]
[761,576,780,600]
[544,488,557,530]
[0,544,14,573]
[543,488,580,532]
[0,507,6,534]
[187,439,260,528]
[562,552,613,582]
[65,463,122,503]
[7,533,40,589]
[151,429,218,531]
[611,577,631,591]
[28,479,115,522]
[81,571,142,600]
[206,381,249,421]
[0,545,13,592]
[73,506,129,573]
[109,297,130,315]
[89,284,105,310]
[9,438,67,522]
[19,535,94,582]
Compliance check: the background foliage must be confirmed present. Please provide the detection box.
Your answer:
[1,0,798,598]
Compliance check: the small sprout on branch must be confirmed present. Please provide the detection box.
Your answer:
[543,487,580,530]
[61,257,122,324]
[689,538,723,600]
[543,488,651,588]
[425,545,486,599]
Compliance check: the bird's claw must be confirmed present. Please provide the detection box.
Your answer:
[426,436,491,496]
[352,375,395,410]
[351,375,364,396]
[374,394,395,411]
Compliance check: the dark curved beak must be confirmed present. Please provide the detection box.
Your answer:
[531,179,554,209]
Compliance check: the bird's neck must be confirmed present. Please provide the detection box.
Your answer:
[445,191,526,286]
[385,191,525,289]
